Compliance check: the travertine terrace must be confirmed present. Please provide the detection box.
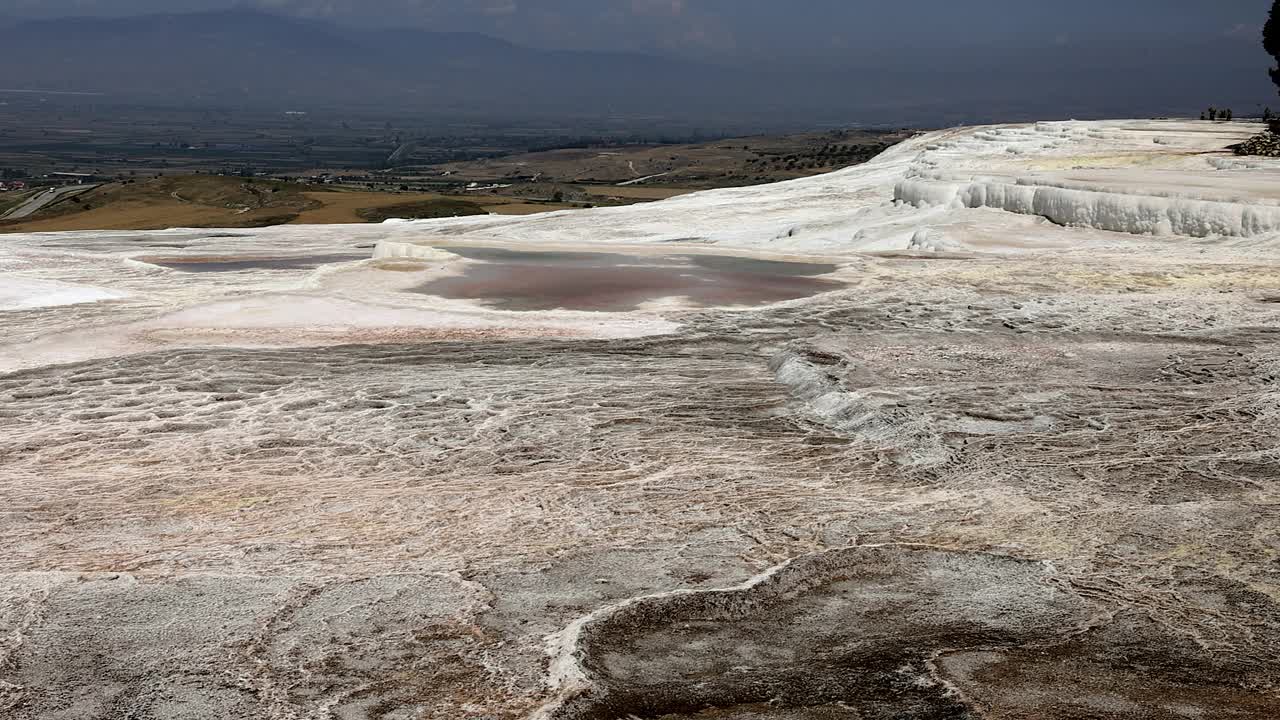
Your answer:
[2,120,1279,718]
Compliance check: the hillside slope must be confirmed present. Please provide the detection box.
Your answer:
[0,176,552,232]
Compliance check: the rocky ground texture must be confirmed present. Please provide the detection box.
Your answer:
[1235,130,1280,157]
[1,120,1279,719]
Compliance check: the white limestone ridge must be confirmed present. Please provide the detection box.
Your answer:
[363,118,1280,257]
[3,119,1278,325]
[894,168,1280,239]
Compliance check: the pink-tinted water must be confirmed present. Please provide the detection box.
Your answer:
[413,247,844,311]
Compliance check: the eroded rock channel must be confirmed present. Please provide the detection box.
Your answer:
[541,546,1280,720]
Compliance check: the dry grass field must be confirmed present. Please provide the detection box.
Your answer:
[0,176,319,232]
[434,129,913,189]
[0,176,579,232]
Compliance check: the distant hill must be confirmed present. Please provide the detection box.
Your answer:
[0,9,1272,125]
[0,10,765,119]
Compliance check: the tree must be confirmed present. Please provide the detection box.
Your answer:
[1267,1,1280,96]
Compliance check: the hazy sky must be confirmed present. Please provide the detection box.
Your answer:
[0,0,1273,122]
[0,0,1272,61]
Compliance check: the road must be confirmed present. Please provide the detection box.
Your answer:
[617,172,671,186]
[1,184,97,220]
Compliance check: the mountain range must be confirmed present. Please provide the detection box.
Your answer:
[0,10,1273,126]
